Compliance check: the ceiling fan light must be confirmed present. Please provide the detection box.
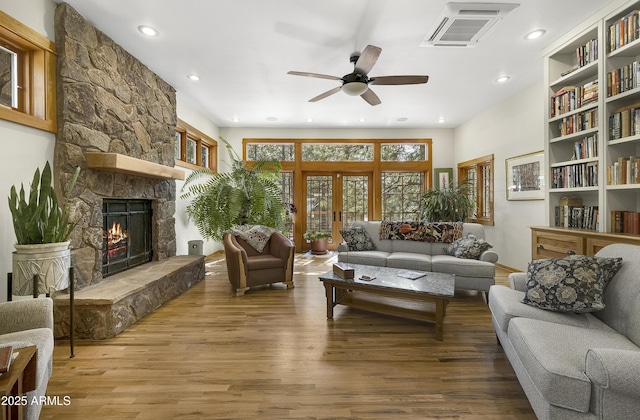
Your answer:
[342,82,369,96]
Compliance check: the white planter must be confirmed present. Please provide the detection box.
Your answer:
[12,242,71,296]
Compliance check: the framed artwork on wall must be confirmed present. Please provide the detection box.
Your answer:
[506,151,545,200]
[434,168,453,190]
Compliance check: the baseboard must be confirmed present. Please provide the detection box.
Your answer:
[496,262,521,273]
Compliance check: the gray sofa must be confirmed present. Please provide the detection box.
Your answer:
[0,298,55,420]
[489,243,640,419]
[337,221,498,294]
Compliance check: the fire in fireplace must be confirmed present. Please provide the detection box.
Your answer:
[102,199,152,276]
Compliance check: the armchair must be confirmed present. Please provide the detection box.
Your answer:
[0,298,54,420]
[223,231,295,296]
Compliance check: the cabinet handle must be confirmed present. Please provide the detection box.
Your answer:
[537,244,544,249]
[567,250,576,255]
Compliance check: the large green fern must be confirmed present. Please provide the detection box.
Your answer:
[180,138,285,242]
[8,162,80,244]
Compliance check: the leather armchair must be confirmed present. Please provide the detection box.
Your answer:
[223,231,295,296]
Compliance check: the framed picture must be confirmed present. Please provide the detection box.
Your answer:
[506,151,545,200]
[434,168,453,190]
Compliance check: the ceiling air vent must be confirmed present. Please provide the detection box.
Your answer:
[421,2,519,47]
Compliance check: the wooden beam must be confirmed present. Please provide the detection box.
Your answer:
[86,152,185,180]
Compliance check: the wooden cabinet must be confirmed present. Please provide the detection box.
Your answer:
[531,226,640,260]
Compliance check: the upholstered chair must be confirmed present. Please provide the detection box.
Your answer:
[223,231,295,296]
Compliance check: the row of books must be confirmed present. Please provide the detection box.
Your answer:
[607,59,640,97]
[608,10,640,53]
[556,108,598,137]
[606,156,640,185]
[609,103,640,140]
[573,134,598,160]
[554,205,599,230]
[550,81,599,118]
[576,39,598,68]
[611,210,640,234]
[550,162,598,189]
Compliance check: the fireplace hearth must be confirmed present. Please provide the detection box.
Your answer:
[102,199,152,276]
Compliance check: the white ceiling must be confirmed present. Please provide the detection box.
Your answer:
[56,0,610,129]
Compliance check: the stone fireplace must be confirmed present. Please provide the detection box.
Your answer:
[52,3,204,339]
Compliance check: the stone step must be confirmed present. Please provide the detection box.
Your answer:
[53,255,205,339]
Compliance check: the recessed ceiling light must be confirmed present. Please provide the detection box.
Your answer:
[138,25,159,37]
[231,117,239,122]
[267,117,278,122]
[496,75,511,83]
[187,74,200,81]
[306,118,313,122]
[524,29,546,40]
[397,117,408,122]
[438,117,446,123]
[359,118,367,122]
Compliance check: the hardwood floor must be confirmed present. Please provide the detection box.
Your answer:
[42,255,535,419]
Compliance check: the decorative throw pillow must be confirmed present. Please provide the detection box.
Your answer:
[522,256,623,313]
[379,221,463,243]
[444,234,492,259]
[229,224,277,252]
[339,227,376,251]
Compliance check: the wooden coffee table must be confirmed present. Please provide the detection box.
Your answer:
[319,264,455,341]
[0,345,37,420]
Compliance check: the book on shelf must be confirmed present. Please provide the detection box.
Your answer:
[576,39,598,67]
[608,103,640,140]
[573,134,598,159]
[555,205,599,230]
[609,10,640,53]
[607,59,640,97]
[557,109,598,137]
[550,80,598,118]
[607,156,640,185]
[551,161,598,189]
[610,210,640,234]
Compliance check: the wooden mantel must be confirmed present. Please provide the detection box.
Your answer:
[86,152,185,180]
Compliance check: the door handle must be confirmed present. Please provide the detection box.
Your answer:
[339,211,342,222]
[333,211,336,222]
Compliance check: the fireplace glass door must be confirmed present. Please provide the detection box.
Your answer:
[102,199,152,276]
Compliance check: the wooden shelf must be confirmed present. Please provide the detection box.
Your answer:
[86,152,185,180]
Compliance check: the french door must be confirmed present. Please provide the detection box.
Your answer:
[304,172,372,250]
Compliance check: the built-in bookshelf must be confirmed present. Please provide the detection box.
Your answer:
[544,0,640,237]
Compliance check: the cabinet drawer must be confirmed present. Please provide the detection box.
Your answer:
[532,231,584,260]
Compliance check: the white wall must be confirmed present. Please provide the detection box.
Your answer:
[0,0,57,301]
[175,94,222,256]
[454,82,546,271]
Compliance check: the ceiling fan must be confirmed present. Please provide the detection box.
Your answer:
[287,45,429,106]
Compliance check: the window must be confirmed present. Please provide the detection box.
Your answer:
[381,144,426,161]
[381,172,425,220]
[247,143,294,161]
[175,119,217,171]
[458,154,494,225]
[301,144,373,161]
[0,10,57,132]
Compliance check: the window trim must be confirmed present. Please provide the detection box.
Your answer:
[458,154,494,226]
[175,118,217,172]
[0,10,56,132]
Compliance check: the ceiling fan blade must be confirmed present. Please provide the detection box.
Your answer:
[354,45,381,74]
[370,75,429,85]
[361,88,381,106]
[309,86,342,102]
[288,71,341,81]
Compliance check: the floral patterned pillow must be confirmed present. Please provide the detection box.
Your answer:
[444,234,492,259]
[339,227,376,251]
[522,256,623,313]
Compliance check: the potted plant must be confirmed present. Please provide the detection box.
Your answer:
[303,230,332,255]
[418,178,476,222]
[8,162,80,296]
[180,137,285,242]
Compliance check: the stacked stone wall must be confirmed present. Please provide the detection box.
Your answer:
[54,3,178,289]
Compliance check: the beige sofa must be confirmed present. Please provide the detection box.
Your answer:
[337,221,498,295]
[489,243,640,419]
[0,298,54,420]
